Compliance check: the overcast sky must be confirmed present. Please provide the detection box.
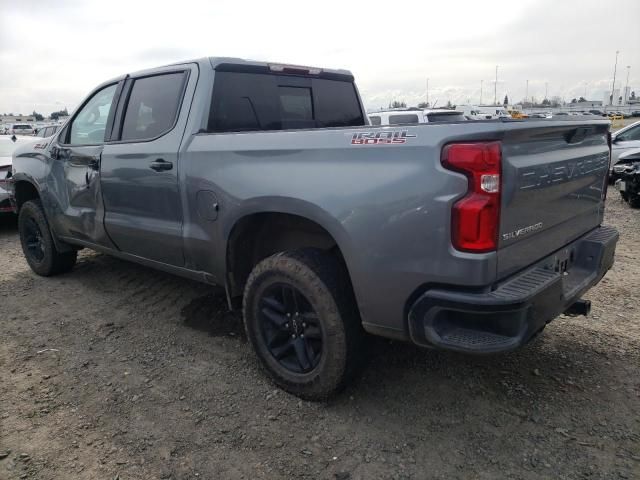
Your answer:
[1,0,638,115]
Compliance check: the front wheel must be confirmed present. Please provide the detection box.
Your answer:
[18,200,77,276]
[243,249,365,400]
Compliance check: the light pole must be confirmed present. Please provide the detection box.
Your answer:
[545,82,548,101]
[495,66,499,105]
[480,80,483,105]
[610,50,619,106]
[624,66,631,104]
[426,78,429,107]
[525,79,529,107]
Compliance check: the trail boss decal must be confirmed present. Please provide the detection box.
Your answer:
[350,130,416,145]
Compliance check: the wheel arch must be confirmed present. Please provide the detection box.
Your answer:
[12,177,41,212]
[223,201,359,304]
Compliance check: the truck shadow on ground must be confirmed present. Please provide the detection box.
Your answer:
[5,244,622,416]
[180,292,246,339]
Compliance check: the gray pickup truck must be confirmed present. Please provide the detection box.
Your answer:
[11,57,618,399]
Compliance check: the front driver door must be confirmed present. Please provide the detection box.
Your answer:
[47,82,121,247]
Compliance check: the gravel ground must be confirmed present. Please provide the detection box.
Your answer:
[0,191,638,480]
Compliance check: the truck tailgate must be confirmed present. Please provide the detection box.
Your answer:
[497,122,610,279]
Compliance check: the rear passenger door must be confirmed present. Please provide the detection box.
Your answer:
[100,64,198,266]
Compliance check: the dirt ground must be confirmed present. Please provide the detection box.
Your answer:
[1,191,638,480]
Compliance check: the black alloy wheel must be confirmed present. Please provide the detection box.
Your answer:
[18,199,77,276]
[23,216,46,262]
[259,283,323,373]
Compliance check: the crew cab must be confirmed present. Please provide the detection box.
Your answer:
[11,57,618,399]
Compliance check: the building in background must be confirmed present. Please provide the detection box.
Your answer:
[0,114,36,124]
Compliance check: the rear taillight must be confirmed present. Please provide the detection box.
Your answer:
[441,142,502,253]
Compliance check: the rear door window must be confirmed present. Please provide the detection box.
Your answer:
[388,114,419,124]
[369,115,381,125]
[208,71,364,132]
[120,72,187,142]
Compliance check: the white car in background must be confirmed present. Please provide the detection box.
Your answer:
[368,108,467,125]
[0,135,37,214]
[610,120,640,178]
[7,123,35,135]
[34,124,62,138]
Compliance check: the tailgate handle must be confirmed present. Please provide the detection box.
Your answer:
[564,127,592,144]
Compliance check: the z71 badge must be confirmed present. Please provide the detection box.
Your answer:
[350,130,416,145]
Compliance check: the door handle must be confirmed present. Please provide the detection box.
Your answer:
[87,158,100,170]
[149,159,173,171]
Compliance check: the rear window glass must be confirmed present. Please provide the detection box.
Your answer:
[208,71,365,132]
[369,115,381,125]
[388,114,419,125]
[426,113,466,123]
[13,125,31,129]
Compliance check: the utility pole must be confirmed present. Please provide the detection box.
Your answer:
[480,80,483,105]
[525,79,529,106]
[610,50,619,106]
[426,78,429,106]
[584,82,587,99]
[545,82,548,100]
[494,65,498,105]
[624,66,631,104]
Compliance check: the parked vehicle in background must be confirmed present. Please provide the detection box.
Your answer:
[528,112,550,119]
[589,109,605,116]
[7,123,35,135]
[10,57,618,399]
[554,112,570,117]
[0,135,36,214]
[368,108,466,125]
[34,125,62,138]
[610,120,640,180]
[508,110,528,119]
[614,149,640,208]
[631,111,640,117]
[455,106,493,120]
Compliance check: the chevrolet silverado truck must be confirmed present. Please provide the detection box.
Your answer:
[10,57,618,399]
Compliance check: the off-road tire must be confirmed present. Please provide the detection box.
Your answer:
[243,248,365,400]
[18,200,77,276]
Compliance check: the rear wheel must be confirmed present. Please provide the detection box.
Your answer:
[243,249,364,400]
[18,200,77,276]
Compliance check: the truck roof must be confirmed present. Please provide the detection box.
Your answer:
[208,57,353,78]
[99,57,355,94]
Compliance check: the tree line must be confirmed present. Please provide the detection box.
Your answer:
[1,108,69,121]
